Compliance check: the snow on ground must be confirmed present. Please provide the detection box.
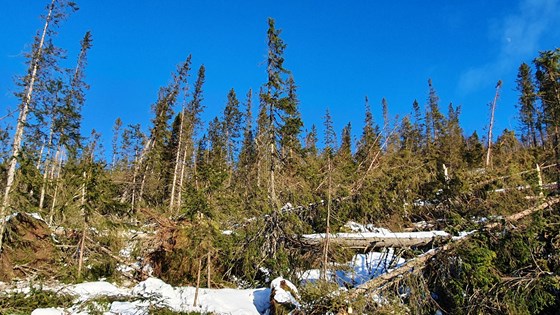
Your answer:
[270,277,300,307]
[300,249,405,287]
[26,278,270,315]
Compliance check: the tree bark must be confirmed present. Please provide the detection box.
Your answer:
[194,258,202,307]
[486,80,502,168]
[77,170,87,278]
[0,0,55,253]
[349,197,559,299]
[169,108,185,212]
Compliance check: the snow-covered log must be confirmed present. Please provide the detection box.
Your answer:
[348,197,560,299]
[300,230,450,249]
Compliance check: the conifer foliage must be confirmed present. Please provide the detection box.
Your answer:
[2,3,560,314]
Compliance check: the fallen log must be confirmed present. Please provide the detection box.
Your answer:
[300,230,450,249]
[348,197,560,299]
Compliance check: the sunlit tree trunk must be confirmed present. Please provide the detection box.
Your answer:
[486,80,502,168]
[0,0,55,253]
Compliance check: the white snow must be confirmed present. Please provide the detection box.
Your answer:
[31,308,65,315]
[62,281,129,302]
[299,249,405,287]
[452,230,477,240]
[133,277,270,314]
[270,277,300,307]
[23,277,271,315]
[343,221,392,234]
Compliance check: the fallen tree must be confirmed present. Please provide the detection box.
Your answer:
[348,197,560,299]
[300,230,450,249]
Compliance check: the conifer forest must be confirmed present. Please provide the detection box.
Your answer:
[1,1,560,314]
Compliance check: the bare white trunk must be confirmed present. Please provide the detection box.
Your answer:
[169,108,185,211]
[486,81,502,168]
[39,129,55,210]
[133,139,152,208]
[176,140,191,214]
[77,170,87,278]
[130,153,139,213]
[193,258,202,306]
[0,0,54,252]
[537,164,544,197]
[48,149,63,226]
[39,146,56,211]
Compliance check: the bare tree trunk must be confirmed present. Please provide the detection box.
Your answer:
[270,141,277,209]
[130,154,139,213]
[36,127,53,170]
[537,163,544,197]
[48,149,63,226]
[135,139,153,205]
[207,251,211,288]
[194,258,202,307]
[486,80,502,168]
[77,170,87,278]
[193,150,200,191]
[176,140,191,214]
[169,108,185,212]
[0,0,55,253]
[39,147,56,211]
[322,155,332,280]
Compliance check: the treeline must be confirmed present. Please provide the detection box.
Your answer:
[1,1,560,311]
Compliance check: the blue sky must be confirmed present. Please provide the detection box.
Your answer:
[1,0,560,151]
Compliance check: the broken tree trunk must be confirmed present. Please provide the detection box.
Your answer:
[301,231,450,249]
[348,197,560,298]
[485,80,502,168]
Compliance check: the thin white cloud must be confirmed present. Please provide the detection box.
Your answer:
[458,0,560,94]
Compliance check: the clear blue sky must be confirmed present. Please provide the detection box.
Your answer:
[1,0,560,152]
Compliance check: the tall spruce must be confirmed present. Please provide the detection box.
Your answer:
[427,79,445,142]
[321,108,336,280]
[223,88,242,182]
[356,96,379,167]
[259,18,296,209]
[141,57,190,207]
[516,63,539,147]
[534,49,560,189]
[0,0,77,252]
[176,64,205,210]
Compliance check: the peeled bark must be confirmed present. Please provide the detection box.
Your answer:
[486,80,502,168]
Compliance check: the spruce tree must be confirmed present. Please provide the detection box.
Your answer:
[140,57,190,207]
[356,96,378,165]
[535,49,560,189]
[516,63,539,147]
[259,18,298,209]
[0,0,77,252]
[223,88,242,174]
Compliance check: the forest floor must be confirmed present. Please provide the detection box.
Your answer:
[0,213,460,314]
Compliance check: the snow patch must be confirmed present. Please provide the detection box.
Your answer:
[63,281,129,302]
[300,250,405,287]
[30,308,65,315]
[270,277,301,308]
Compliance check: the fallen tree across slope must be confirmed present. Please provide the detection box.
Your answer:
[348,197,560,299]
